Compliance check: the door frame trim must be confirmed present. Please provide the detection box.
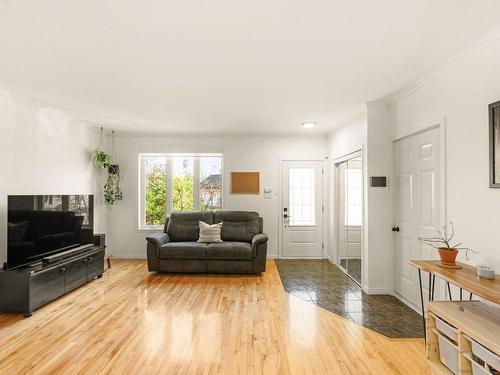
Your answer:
[392,116,447,304]
[334,149,362,166]
[278,157,327,259]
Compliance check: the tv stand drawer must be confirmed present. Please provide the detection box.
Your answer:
[87,253,105,280]
[30,267,65,311]
[64,258,88,293]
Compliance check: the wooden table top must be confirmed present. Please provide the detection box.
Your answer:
[409,260,500,304]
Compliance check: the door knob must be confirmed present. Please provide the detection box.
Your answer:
[392,226,400,232]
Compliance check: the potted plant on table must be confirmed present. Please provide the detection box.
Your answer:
[421,222,477,268]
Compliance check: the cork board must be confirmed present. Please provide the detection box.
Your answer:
[231,172,260,194]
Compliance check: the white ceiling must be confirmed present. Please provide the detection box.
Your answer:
[1,0,500,134]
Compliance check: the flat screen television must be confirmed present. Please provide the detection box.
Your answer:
[6,195,94,270]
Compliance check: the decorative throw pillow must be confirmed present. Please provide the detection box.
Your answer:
[8,221,28,242]
[197,221,223,243]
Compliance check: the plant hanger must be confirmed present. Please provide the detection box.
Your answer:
[108,130,120,175]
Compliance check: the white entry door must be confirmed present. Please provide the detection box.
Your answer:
[394,127,441,306]
[281,160,324,257]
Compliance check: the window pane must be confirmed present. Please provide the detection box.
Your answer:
[289,168,315,226]
[145,156,167,226]
[172,156,194,212]
[200,156,222,211]
[41,195,63,210]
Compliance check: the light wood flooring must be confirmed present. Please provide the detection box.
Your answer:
[0,260,432,374]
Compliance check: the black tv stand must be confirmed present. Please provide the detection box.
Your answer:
[0,245,105,317]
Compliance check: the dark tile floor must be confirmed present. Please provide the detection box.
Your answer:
[339,258,361,285]
[275,259,424,338]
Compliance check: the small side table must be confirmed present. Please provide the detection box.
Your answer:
[409,260,500,343]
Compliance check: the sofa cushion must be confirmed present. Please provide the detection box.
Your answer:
[167,212,214,242]
[214,211,260,242]
[159,242,207,259]
[197,221,223,243]
[206,242,253,260]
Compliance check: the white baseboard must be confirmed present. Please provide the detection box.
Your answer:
[109,254,146,260]
[361,286,393,295]
[393,291,422,315]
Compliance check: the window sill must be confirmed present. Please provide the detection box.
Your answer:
[136,227,163,233]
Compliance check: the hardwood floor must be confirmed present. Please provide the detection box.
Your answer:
[0,260,431,374]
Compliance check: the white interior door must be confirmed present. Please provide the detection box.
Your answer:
[394,127,441,306]
[281,160,324,257]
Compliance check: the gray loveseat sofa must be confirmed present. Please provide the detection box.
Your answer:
[146,211,268,274]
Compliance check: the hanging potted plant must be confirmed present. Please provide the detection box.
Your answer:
[103,130,124,206]
[104,174,124,206]
[92,149,112,168]
[421,222,477,268]
[108,164,120,175]
[92,127,112,168]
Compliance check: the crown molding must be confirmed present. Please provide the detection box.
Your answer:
[366,100,389,109]
[389,27,500,105]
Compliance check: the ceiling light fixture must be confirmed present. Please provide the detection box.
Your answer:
[302,122,316,129]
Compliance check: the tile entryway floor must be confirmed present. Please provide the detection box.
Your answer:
[339,258,361,285]
[275,259,424,338]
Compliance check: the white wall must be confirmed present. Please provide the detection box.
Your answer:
[365,102,394,293]
[106,134,328,259]
[390,34,500,271]
[0,89,106,265]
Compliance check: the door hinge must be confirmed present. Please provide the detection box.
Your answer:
[322,242,324,249]
[322,168,324,175]
[322,205,324,213]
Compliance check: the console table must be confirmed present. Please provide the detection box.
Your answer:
[0,245,105,317]
[409,260,500,341]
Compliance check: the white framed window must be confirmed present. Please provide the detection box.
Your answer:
[344,166,362,226]
[139,153,223,229]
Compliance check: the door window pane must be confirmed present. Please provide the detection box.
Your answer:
[289,168,315,225]
[200,156,222,211]
[172,157,194,212]
[145,156,167,226]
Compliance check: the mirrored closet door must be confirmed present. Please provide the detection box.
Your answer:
[336,152,363,285]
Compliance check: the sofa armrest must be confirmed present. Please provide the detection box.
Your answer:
[146,232,170,248]
[251,233,268,256]
[146,233,170,272]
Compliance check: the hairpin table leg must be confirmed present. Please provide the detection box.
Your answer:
[418,269,426,343]
[431,274,436,301]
